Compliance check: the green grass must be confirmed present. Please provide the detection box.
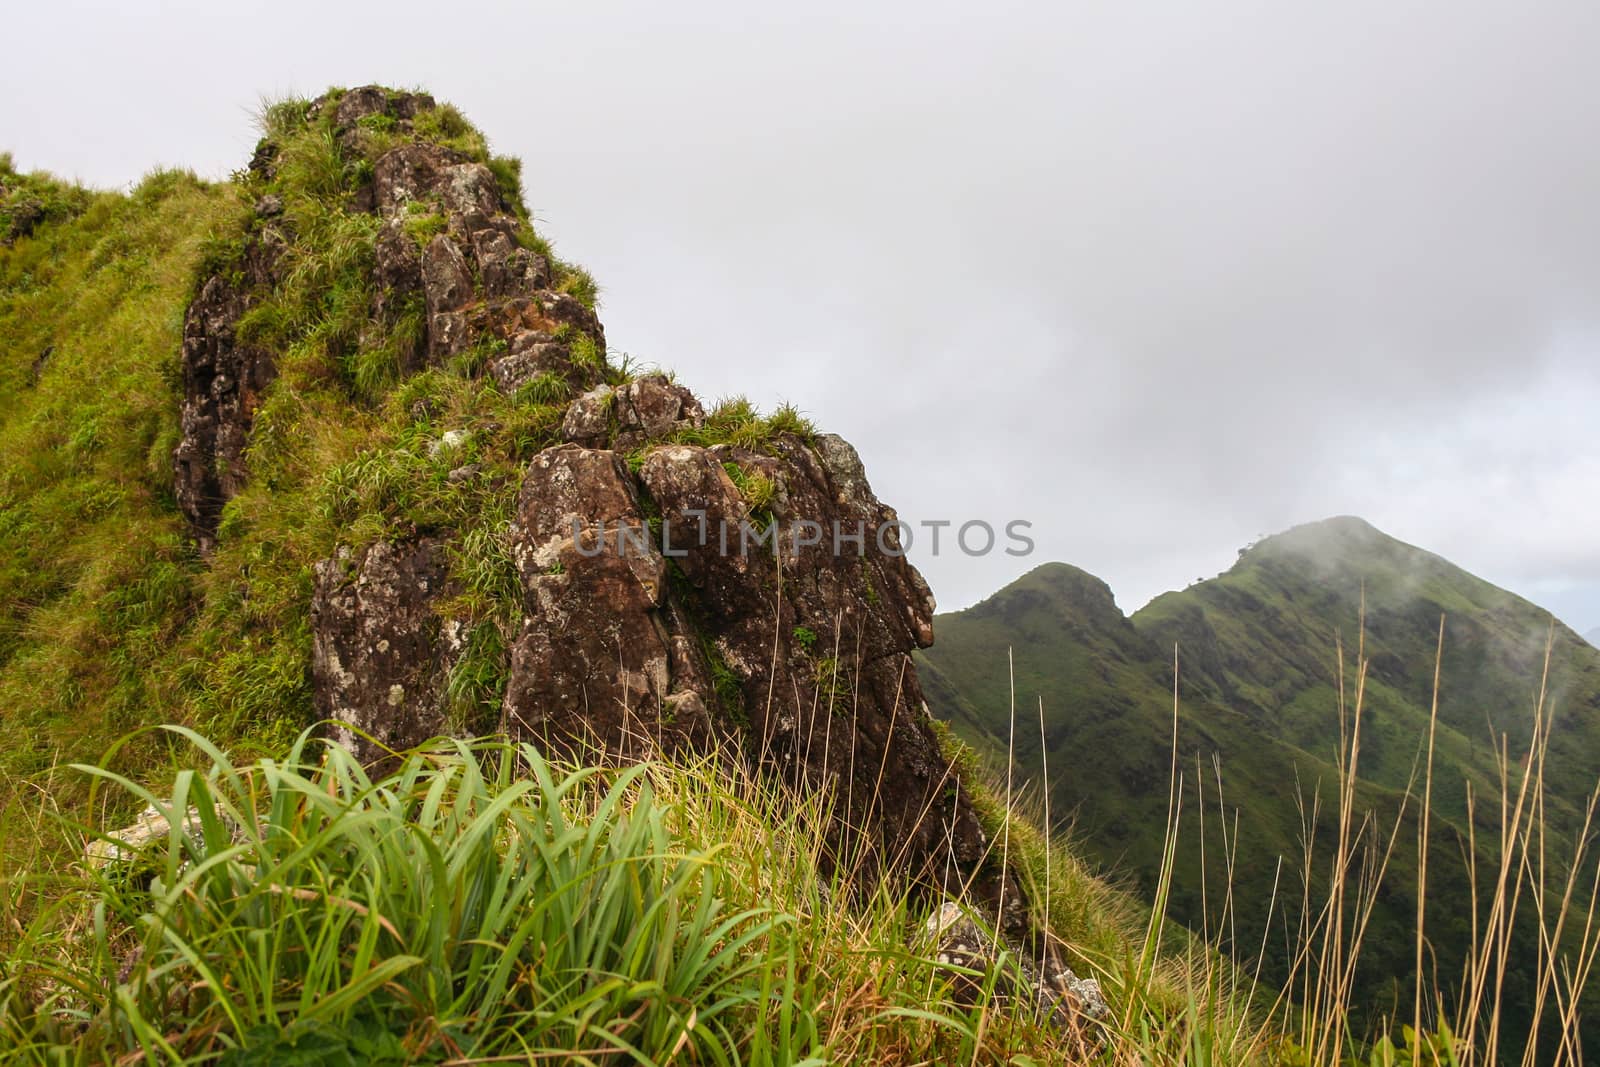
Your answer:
[0,725,1238,1065]
[673,395,817,454]
[4,729,785,1062]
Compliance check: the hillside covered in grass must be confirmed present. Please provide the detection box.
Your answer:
[0,89,1271,1064]
[919,518,1600,1056]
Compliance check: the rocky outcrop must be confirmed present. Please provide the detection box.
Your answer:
[497,419,995,895]
[175,85,1029,954]
[309,538,464,765]
[173,85,605,547]
[499,445,717,754]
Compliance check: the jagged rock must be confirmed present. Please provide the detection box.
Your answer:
[561,384,615,445]
[924,901,1110,1035]
[488,332,575,394]
[495,428,993,898]
[616,374,704,444]
[440,162,502,221]
[171,227,286,548]
[429,310,472,359]
[310,539,464,765]
[556,375,704,448]
[365,140,603,368]
[422,233,474,316]
[319,85,438,155]
[332,85,392,128]
[422,233,475,360]
[177,86,610,538]
[532,289,605,343]
[371,143,462,216]
[500,445,717,754]
[373,217,420,297]
[247,138,278,180]
[471,226,548,296]
[370,147,499,226]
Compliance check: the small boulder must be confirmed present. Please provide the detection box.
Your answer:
[472,226,549,297]
[85,804,206,869]
[923,901,1110,1031]
[489,332,576,394]
[422,234,473,316]
[615,374,704,445]
[561,385,616,446]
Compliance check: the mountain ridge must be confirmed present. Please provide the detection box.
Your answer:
[919,515,1600,1046]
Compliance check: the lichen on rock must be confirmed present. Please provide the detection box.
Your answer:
[309,538,463,765]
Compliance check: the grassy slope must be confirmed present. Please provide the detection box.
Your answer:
[919,522,1600,1045]
[1136,517,1600,832]
[0,161,243,789]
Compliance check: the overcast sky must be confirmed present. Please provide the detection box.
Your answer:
[6,1,1599,634]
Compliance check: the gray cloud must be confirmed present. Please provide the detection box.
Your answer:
[6,0,1598,628]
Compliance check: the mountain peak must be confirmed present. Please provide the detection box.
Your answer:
[964,561,1129,630]
[1242,515,1395,562]
[924,519,1600,1049]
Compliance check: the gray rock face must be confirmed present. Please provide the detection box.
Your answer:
[500,445,716,753]
[422,233,475,360]
[326,86,437,151]
[560,385,615,445]
[488,334,575,394]
[616,375,705,445]
[309,539,464,765]
[498,424,992,900]
[472,227,548,297]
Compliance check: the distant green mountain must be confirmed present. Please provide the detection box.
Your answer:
[919,517,1600,1045]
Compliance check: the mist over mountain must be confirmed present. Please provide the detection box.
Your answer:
[920,516,1600,1048]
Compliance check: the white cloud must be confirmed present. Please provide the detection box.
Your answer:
[6,0,1598,628]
